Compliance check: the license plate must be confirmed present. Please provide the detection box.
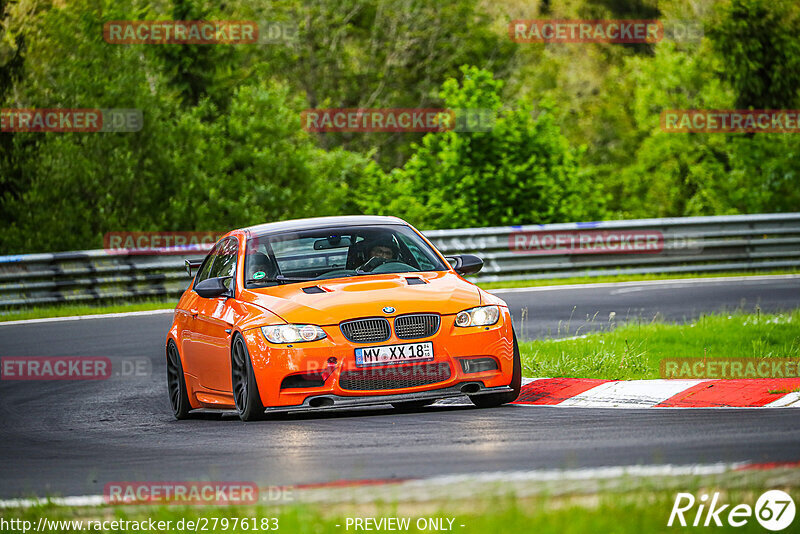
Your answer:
[354,342,434,367]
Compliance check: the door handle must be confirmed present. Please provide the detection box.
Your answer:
[189,309,198,318]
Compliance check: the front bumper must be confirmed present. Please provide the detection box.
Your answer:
[241,308,515,408]
[262,382,512,414]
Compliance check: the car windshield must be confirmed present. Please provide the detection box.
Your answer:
[244,224,449,287]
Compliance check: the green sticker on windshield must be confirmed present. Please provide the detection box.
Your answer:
[252,271,266,280]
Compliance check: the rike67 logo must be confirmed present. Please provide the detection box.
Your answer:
[669,490,795,530]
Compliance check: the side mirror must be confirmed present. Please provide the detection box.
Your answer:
[195,276,233,299]
[446,254,483,275]
[185,258,203,277]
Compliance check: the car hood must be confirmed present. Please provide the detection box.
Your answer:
[240,271,481,325]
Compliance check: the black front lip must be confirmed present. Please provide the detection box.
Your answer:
[263,382,512,413]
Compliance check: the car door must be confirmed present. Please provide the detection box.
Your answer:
[192,237,239,392]
[179,248,217,379]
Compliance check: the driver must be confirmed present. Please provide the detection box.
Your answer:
[367,236,399,261]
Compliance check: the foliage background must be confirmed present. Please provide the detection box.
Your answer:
[0,0,798,252]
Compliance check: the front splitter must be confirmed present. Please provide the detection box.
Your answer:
[263,382,513,414]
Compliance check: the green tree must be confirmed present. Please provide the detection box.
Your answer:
[0,1,374,253]
[614,39,800,217]
[0,0,27,232]
[243,0,517,168]
[149,0,244,109]
[710,0,800,109]
[163,80,374,231]
[611,41,734,217]
[357,66,604,229]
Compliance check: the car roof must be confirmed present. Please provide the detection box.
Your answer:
[241,215,408,237]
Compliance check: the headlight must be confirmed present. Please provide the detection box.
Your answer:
[455,305,500,327]
[261,324,327,344]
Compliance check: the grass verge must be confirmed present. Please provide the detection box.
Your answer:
[519,309,800,380]
[0,299,175,322]
[477,269,799,290]
[1,485,796,533]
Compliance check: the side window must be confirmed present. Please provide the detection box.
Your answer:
[194,248,218,284]
[208,237,238,290]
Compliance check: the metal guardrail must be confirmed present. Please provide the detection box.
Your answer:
[0,213,798,308]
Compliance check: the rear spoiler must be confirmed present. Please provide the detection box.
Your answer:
[185,259,203,277]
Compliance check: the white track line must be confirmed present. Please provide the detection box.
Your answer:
[411,462,747,486]
[0,309,174,326]
[489,274,800,294]
[0,495,105,508]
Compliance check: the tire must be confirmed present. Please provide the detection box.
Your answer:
[391,399,436,410]
[231,335,266,422]
[166,340,191,420]
[469,331,522,408]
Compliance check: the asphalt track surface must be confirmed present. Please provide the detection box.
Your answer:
[1,276,798,499]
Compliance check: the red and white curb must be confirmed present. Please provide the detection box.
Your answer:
[507,377,800,408]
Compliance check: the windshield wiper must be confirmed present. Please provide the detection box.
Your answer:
[246,275,316,285]
[354,266,419,276]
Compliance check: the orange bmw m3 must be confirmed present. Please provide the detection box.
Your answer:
[166,216,521,421]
